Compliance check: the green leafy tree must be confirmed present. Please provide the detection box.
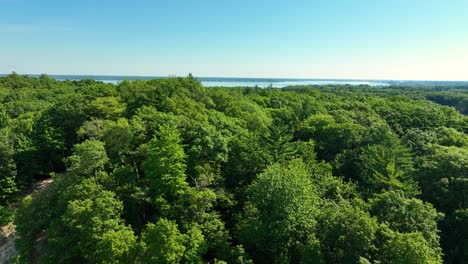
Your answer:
[15,191,55,263]
[222,132,272,189]
[4,75,468,263]
[142,125,189,217]
[45,189,136,263]
[299,113,365,161]
[33,93,90,172]
[380,230,443,264]
[316,201,378,264]
[89,96,126,120]
[358,139,416,195]
[370,191,442,250]
[67,139,109,177]
[0,204,13,226]
[262,125,298,163]
[225,99,272,134]
[440,209,468,263]
[417,145,468,213]
[0,132,17,204]
[77,118,108,140]
[100,118,134,165]
[139,218,205,264]
[93,227,138,264]
[416,145,468,263]
[239,159,319,263]
[181,119,229,179]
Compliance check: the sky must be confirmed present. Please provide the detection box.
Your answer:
[0,0,467,80]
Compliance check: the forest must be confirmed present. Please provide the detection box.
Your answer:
[0,73,467,263]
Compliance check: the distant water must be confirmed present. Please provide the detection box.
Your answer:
[2,74,468,88]
[41,75,392,87]
[200,78,390,88]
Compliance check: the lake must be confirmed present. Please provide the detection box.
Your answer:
[2,74,468,88]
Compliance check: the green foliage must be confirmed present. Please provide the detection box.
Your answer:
[415,145,468,262]
[139,218,205,264]
[15,193,53,263]
[299,113,365,161]
[0,204,13,226]
[417,145,468,213]
[223,132,271,188]
[370,191,442,250]
[67,139,109,176]
[316,201,378,263]
[441,209,468,263]
[89,96,126,120]
[239,159,319,263]
[225,98,272,134]
[434,126,468,147]
[380,230,443,264]
[143,124,189,216]
[181,118,229,176]
[4,75,466,263]
[0,132,17,204]
[358,142,415,195]
[33,93,90,172]
[262,125,298,162]
[93,227,138,264]
[48,190,136,263]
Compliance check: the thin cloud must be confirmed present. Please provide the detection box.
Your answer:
[0,24,72,33]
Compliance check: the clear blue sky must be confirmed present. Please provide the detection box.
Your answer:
[1,0,467,80]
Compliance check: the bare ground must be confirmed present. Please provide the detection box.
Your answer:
[0,179,53,264]
[0,223,16,264]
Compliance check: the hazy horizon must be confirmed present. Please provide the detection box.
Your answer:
[2,73,468,83]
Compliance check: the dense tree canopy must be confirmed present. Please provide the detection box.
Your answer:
[0,74,466,263]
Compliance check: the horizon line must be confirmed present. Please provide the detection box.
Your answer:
[1,72,468,83]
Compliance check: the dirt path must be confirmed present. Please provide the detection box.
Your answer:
[0,179,53,264]
[0,223,16,264]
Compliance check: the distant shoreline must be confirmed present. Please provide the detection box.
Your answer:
[1,74,468,88]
